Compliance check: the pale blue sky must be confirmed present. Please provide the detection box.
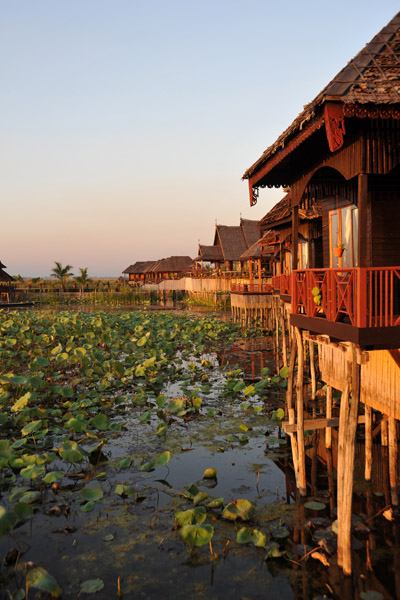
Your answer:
[1,1,399,276]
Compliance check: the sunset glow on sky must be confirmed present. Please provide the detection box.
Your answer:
[1,0,399,277]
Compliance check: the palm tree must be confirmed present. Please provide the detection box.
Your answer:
[50,262,74,291]
[74,267,92,297]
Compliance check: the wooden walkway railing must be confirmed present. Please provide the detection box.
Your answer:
[292,267,400,327]
[272,274,292,296]
[230,283,273,294]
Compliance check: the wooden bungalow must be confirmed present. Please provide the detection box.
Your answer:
[243,11,400,575]
[0,261,15,303]
[195,218,259,273]
[123,261,158,284]
[148,256,193,282]
[243,11,400,349]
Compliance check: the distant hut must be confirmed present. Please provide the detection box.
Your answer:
[123,261,158,284]
[0,261,15,303]
[148,256,193,282]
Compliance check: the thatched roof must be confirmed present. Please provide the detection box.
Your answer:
[123,261,157,275]
[243,12,400,181]
[0,266,14,283]
[150,256,193,273]
[195,244,224,262]
[259,193,322,231]
[259,195,291,229]
[240,218,260,248]
[215,225,248,262]
[240,229,277,260]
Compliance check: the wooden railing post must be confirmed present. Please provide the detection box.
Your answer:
[356,268,367,328]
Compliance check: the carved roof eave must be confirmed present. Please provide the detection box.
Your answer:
[244,101,400,207]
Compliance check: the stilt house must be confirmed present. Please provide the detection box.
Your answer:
[243,11,400,349]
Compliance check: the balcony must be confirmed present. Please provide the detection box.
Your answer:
[290,267,400,348]
[271,274,292,298]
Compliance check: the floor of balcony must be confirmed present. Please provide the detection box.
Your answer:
[291,313,400,350]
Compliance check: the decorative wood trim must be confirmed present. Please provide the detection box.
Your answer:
[324,103,346,152]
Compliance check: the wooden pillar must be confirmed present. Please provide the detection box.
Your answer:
[337,344,360,575]
[309,340,316,399]
[365,404,372,481]
[388,417,398,506]
[381,416,388,446]
[280,307,288,367]
[258,258,262,292]
[292,204,299,271]
[249,260,253,284]
[358,173,369,268]
[294,326,306,496]
[325,385,332,449]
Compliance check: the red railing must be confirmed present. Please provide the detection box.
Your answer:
[272,274,292,296]
[230,283,273,294]
[292,267,400,328]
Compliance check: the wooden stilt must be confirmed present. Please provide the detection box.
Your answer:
[286,335,300,486]
[388,417,398,506]
[342,346,360,575]
[336,381,349,568]
[365,404,372,481]
[295,327,306,496]
[280,310,287,367]
[309,340,316,399]
[325,385,332,449]
[381,416,388,446]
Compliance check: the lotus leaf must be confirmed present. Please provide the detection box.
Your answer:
[13,502,34,520]
[80,578,104,594]
[0,506,17,538]
[222,499,255,521]
[206,497,224,509]
[180,523,214,547]
[81,501,95,512]
[153,451,171,467]
[20,465,45,479]
[175,506,207,526]
[80,487,103,501]
[90,414,109,431]
[11,391,35,412]
[59,440,84,463]
[43,471,64,484]
[118,458,132,468]
[26,567,61,598]
[237,527,267,548]
[114,483,136,497]
[203,468,217,479]
[193,491,208,506]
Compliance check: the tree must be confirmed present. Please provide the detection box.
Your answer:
[74,267,92,297]
[50,262,74,291]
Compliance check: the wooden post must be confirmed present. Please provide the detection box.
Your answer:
[388,417,398,506]
[309,340,316,399]
[338,344,360,575]
[295,327,306,496]
[325,385,332,449]
[280,309,288,367]
[381,416,388,447]
[365,404,372,481]
[258,258,262,292]
[292,204,299,271]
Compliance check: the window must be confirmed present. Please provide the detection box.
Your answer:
[329,204,358,267]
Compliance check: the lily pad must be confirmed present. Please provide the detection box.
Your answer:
[180,523,214,547]
[237,527,267,548]
[203,468,217,479]
[80,487,103,502]
[0,506,17,538]
[80,578,104,594]
[175,506,207,526]
[26,567,61,598]
[304,501,326,511]
[222,499,255,521]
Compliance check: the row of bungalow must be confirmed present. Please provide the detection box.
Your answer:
[237,11,400,577]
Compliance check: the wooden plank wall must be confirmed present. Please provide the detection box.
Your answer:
[318,343,400,420]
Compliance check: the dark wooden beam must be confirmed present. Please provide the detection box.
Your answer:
[282,415,366,434]
[358,173,369,268]
[292,204,299,270]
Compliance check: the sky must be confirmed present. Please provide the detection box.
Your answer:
[1,1,399,277]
